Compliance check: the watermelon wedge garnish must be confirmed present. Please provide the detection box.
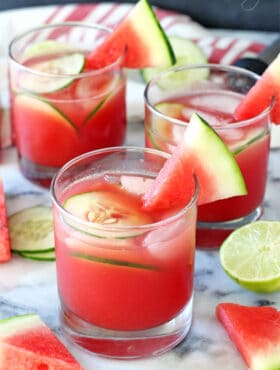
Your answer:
[0,314,83,369]
[235,52,280,124]
[216,303,280,370]
[142,113,247,210]
[0,178,11,262]
[86,0,175,69]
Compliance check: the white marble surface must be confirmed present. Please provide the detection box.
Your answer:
[0,76,280,369]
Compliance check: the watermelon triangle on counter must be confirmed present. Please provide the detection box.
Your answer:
[85,0,175,69]
[235,52,280,124]
[216,303,280,370]
[0,314,84,370]
[0,178,11,262]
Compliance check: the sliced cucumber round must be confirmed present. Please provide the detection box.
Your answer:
[20,52,85,93]
[9,206,55,253]
[141,36,208,87]
[146,102,185,150]
[63,190,153,238]
[23,40,73,60]
[18,250,55,261]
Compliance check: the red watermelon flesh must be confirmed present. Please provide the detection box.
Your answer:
[216,303,280,370]
[142,113,247,211]
[0,314,83,370]
[86,0,175,69]
[0,178,11,263]
[235,53,280,125]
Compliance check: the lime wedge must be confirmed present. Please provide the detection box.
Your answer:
[220,221,280,293]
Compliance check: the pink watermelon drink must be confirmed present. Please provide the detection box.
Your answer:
[9,23,127,187]
[51,147,198,359]
[144,64,272,248]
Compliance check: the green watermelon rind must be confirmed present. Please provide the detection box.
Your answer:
[122,0,176,68]
[0,314,40,337]
[185,113,247,204]
[217,304,280,370]
[136,0,176,67]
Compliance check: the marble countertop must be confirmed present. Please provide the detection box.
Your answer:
[1,77,280,369]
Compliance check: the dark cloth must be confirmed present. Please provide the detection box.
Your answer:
[1,0,279,32]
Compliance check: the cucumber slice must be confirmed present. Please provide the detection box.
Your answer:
[9,206,55,253]
[18,250,55,261]
[63,190,153,238]
[70,251,158,271]
[146,102,185,150]
[20,53,85,93]
[23,40,73,60]
[233,129,270,155]
[141,36,208,86]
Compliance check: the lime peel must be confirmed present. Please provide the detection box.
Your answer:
[219,221,280,293]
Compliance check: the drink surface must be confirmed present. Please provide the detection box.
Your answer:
[145,90,270,225]
[54,173,196,331]
[10,48,126,186]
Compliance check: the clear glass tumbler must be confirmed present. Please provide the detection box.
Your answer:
[9,22,126,187]
[144,64,272,248]
[51,146,198,359]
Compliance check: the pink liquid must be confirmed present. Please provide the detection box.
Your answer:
[54,175,196,332]
[145,91,270,247]
[10,52,126,186]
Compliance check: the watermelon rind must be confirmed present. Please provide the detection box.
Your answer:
[235,52,280,125]
[0,314,41,338]
[217,303,280,370]
[123,0,175,68]
[184,113,247,205]
[142,112,247,210]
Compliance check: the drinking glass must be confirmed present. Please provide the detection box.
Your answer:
[144,64,272,248]
[9,22,126,187]
[51,146,198,359]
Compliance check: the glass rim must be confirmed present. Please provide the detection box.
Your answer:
[9,21,126,78]
[50,146,199,232]
[144,63,274,130]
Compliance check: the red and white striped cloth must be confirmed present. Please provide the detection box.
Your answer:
[8,2,265,65]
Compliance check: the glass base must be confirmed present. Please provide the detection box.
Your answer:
[196,206,263,249]
[19,156,59,187]
[60,297,193,359]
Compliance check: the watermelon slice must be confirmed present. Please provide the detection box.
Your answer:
[0,314,83,369]
[85,0,175,69]
[216,303,280,370]
[235,52,280,124]
[142,113,247,210]
[0,178,11,262]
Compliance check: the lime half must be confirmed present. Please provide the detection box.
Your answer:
[220,221,280,293]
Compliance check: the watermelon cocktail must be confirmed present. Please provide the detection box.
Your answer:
[9,23,126,187]
[51,146,197,359]
[144,64,272,248]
